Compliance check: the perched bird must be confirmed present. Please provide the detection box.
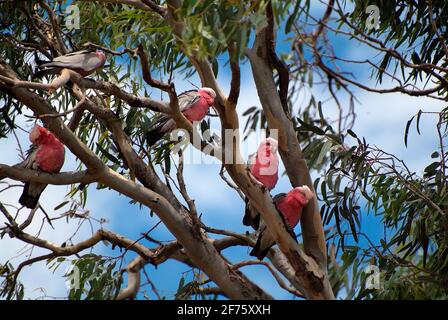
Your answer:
[250,186,314,260]
[17,125,65,209]
[243,138,279,229]
[34,49,106,78]
[146,87,216,146]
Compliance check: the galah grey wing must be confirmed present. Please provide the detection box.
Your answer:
[16,145,47,209]
[247,195,286,258]
[250,221,274,260]
[41,51,103,71]
[146,90,201,147]
[145,114,177,147]
[242,152,260,228]
[249,193,296,260]
[273,192,296,237]
[177,90,202,112]
[243,200,260,229]
[15,145,39,170]
[272,193,286,204]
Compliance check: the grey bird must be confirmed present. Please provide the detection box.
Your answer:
[34,49,106,78]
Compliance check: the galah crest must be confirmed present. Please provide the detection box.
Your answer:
[243,138,279,229]
[17,125,65,209]
[35,49,106,78]
[146,87,216,146]
[250,186,314,260]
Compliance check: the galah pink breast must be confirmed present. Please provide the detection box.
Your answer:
[146,87,216,146]
[248,138,279,190]
[243,138,279,229]
[17,125,65,209]
[250,186,314,260]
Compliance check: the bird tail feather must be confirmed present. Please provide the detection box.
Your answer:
[250,233,273,260]
[19,182,46,209]
[243,199,260,229]
[146,117,175,147]
[32,67,59,79]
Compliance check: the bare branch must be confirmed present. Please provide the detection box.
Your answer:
[137,44,173,92]
[228,42,241,107]
[232,260,305,298]
[246,2,335,300]
[265,1,290,115]
[0,165,96,185]
[141,0,167,17]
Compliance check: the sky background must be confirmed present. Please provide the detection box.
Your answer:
[0,2,445,300]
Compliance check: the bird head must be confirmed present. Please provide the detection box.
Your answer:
[95,50,107,64]
[29,124,51,144]
[283,186,314,210]
[259,137,278,156]
[198,87,216,106]
[290,186,314,204]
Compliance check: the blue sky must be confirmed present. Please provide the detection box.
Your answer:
[0,2,445,300]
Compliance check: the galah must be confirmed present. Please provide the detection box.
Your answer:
[243,138,279,229]
[35,49,106,77]
[250,186,314,260]
[17,125,65,209]
[146,87,216,146]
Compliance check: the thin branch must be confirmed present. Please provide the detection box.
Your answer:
[141,0,167,17]
[137,44,173,92]
[227,41,240,107]
[0,165,96,185]
[265,1,290,115]
[232,260,305,298]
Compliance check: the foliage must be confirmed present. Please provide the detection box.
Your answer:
[56,254,122,300]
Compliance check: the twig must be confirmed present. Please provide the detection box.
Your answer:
[232,260,305,298]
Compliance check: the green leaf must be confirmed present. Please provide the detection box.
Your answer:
[243,106,258,116]
[347,129,358,138]
[404,115,415,147]
[416,109,422,134]
[315,140,333,166]
[297,118,325,135]
[54,201,69,211]
[96,143,121,166]
[424,161,439,174]
[285,0,302,33]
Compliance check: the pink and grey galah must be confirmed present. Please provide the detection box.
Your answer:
[17,125,65,209]
[35,49,106,78]
[250,186,314,260]
[146,87,216,146]
[243,137,279,229]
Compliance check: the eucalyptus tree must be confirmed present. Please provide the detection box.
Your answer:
[0,0,446,300]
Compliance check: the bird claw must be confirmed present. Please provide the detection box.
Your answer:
[47,85,56,94]
[247,170,267,191]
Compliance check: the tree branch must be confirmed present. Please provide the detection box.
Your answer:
[0,165,96,185]
[246,3,335,300]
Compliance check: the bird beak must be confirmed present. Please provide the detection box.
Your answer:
[29,126,41,143]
